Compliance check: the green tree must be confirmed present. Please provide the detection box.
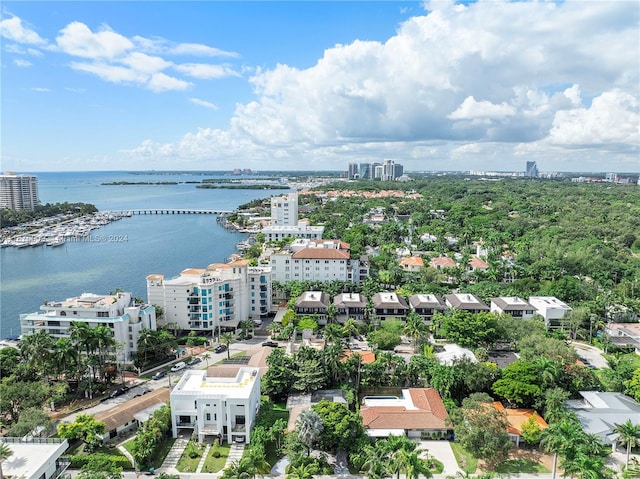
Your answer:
[0,378,51,423]
[439,311,501,349]
[312,400,366,454]
[58,414,106,453]
[624,368,640,403]
[613,419,640,468]
[403,310,428,351]
[492,360,543,408]
[261,348,295,401]
[451,393,512,466]
[540,420,583,479]
[520,413,543,446]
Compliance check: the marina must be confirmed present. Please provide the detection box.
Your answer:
[1,211,132,248]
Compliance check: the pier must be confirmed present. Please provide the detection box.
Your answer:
[116,209,233,215]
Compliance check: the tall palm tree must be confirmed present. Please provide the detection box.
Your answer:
[94,325,116,379]
[403,310,428,351]
[342,317,359,341]
[614,419,640,467]
[0,442,12,479]
[52,337,77,380]
[20,329,53,376]
[540,420,582,479]
[326,302,338,325]
[221,457,259,479]
[220,333,234,360]
[296,410,323,456]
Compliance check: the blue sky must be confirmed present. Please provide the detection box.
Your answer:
[1,1,639,173]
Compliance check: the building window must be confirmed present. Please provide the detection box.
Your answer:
[235,415,246,425]
[206,413,211,421]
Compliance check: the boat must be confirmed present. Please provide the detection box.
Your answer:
[47,236,65,247]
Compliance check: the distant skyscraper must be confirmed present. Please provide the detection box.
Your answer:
[348,162,359,179]
[0,172,39,210]
[393,163,404,179]
[359,163,371,180]
[525,161,539,178]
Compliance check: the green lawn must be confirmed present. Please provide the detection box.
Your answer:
[201,444,231,473]
[176,441,206,472]
[495,458,549,473]
[123,436,176,470]
[450,442,478,474]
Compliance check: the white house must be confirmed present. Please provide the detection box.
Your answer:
[490,297,537,319]
[20,291,156,362]
[528,296,572,329]
[0,437,69,479]
[147,259,272,333]
[170,367,261,444]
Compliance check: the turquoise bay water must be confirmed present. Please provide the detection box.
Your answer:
[0,171,287,338]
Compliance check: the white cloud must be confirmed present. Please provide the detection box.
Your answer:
[0,15,46,44]
[174,63,240,79]
[56,22,133,59]
[190,98,218,110]
[448,96,516,120]
[120,52,172,74]
[147,73,192,93]
[71,61,149,84]
[14,58,31,67]
[31,87,50,92]
[133,35,239,58]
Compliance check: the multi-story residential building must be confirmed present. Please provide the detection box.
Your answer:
[170,367,261,444]
[528,296,572,329]
[270,239,368,284]
[295,291,330,323]
[372,292,409,321]
[408,294,446,323]
[0,172,39,210]
[147,259,272,333]
[347,163,359,179]
[333,292,367,322]
[0,437,70,479]
[20,291,156,362]
[260,221,325,242]
[444,293,490,313]
[490,297,537,319]
[270,192,298,226]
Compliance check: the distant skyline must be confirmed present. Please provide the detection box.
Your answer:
[1,1,639,173]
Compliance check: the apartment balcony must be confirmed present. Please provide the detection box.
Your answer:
[176,420,195,427]
[260,285,268,291]
[231,424,246,433]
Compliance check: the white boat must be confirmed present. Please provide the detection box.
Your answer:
[47,236,65,247]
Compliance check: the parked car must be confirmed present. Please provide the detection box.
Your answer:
[171,361,187,372]
[253,319,263,327]
[110,387,127,398]
[261,341,279,348]
[187,357,202,366]
[152,370,167,380]
[214,344,227,354]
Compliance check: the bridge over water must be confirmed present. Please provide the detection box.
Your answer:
[113,209,233,215]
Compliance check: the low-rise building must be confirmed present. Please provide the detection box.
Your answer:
[170,367,261,444]
[490,297,537,319]
[147,260,272,333]
[0,437,69,479]
[492,402,548,446]
[360,388,450,439]
[605,323,640,354]
[399,256,424,272]
[260,221,325,242]
[444,293,490,313]
[295,291,330,323]
[567,391,640,450]
[94,388,170,442]
[528,296,572,329]
[333,292,367,322]
[372,292,408,321]
[408,294,446,323]
[20,291,156,362]
[429,256,457,270]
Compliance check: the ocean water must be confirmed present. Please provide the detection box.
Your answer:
[0,171,288,338]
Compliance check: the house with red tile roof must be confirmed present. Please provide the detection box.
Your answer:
[360,388,450,439]
[429,256,457,269]
[399,256,424,272]
[493,402,548,446]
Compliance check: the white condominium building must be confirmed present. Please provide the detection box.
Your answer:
[170,367,261,444]
[270,238,368,284]
[270,192,299,226]
[528,296,572,329]
[147,259,272,333]
[19,291,156,362]
[0,172,39,210]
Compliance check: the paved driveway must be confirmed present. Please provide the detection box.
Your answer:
[572,342,610,369]
[418,440,462,476]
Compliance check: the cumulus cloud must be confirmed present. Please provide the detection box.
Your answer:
[148,73,192,93]
[190,98,218,110]
[0,15,46,44]
[56,22,133,59]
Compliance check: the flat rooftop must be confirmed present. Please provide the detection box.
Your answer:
[173,368,259,399]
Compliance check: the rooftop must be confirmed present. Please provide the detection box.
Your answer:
[172,367,259,400]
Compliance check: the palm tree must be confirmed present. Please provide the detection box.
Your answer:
[52,337,77,380]
[221,457,259,479]
[326,302,338,325]
[296,410,323,456]
[220,333,234,360]
[342,317,359,341]
[203,353,211,367]
[20,329,53,377]
[540,420,582,479]
[285,462,316,479]
[0,442,13,479]
[403,310,428,351]
[94,325,116,379]
[614,419,640,467]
